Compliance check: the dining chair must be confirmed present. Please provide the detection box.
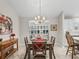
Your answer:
[32,41,47,59]
[46,36,54,49]
[65,31,79,59]
[24,36,28,59]
[51,36,56,59]
[46,36,56,59]
[50,36,54,42]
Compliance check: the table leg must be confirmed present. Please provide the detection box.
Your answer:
[72,46,74,59]
[49,46,52,59]
[28,49,30,59]
[24,49,28,59]
[52,48,56,59]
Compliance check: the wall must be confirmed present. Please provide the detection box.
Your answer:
[0,0,19,40]
[48,17,58,43]
[57,12,64,46]
[19,17,58,46]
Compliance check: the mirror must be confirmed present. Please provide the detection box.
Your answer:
[0,15,13,35]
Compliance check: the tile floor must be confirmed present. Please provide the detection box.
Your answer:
[8,46,79,59]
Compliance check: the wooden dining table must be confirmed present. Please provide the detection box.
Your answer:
[27,40,53,59]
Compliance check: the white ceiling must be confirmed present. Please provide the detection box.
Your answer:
[7,0,79,17]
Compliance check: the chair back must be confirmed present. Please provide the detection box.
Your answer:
[51,36,55,47]
[51,36,54,42]
[66,32,74,46]
[24,36,28,48]
[52,37,55,47]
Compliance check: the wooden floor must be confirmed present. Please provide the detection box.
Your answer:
[8,45,79,59]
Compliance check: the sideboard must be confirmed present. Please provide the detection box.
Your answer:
[0,38,18,59]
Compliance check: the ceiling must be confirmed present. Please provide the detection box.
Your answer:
[7,0,79,18]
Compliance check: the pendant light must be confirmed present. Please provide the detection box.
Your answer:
[34,0,45,23]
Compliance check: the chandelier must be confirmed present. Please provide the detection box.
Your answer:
[34,16,45,23]
[34,0,45,23]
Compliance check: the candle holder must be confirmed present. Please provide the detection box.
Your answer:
[0,38,3,41]
[10,33,15,39]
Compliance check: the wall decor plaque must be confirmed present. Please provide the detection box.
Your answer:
[51,24,57,31]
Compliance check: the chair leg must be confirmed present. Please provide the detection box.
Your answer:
[72,46,74,59]
[33,51,36,56]
[66,46,69,55]
[45,55,46,59]
[33,50,34,55]
[52,48,56,59]
[1,52,5,59]
[24,49,28,59]
[77,46,79,50]
[73,47,76,55]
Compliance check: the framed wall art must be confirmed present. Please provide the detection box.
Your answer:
[0,14,13,35]
[51,24,57,31]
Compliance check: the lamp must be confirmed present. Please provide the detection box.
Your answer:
[34,0,45,23]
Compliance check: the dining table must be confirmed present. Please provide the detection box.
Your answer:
[72,35,79,43]
[27,40,53,59]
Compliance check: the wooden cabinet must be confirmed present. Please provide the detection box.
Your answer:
[0,38,18,59]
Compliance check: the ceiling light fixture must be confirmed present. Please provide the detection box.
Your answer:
[34,0,45,23]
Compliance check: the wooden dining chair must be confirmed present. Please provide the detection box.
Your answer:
[24,36,28,59]
[51,36,56,59]
[65,31,79,59]
[51,36,54,42]
[32,41,47,59]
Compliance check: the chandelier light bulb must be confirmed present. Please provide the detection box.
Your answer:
[35,16,37,20]
[37,16,40,20]
[34,16,46,24]
[43,16,45,20]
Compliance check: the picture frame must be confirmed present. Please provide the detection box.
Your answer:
[51,24,57,31]
[0,14,13,35]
